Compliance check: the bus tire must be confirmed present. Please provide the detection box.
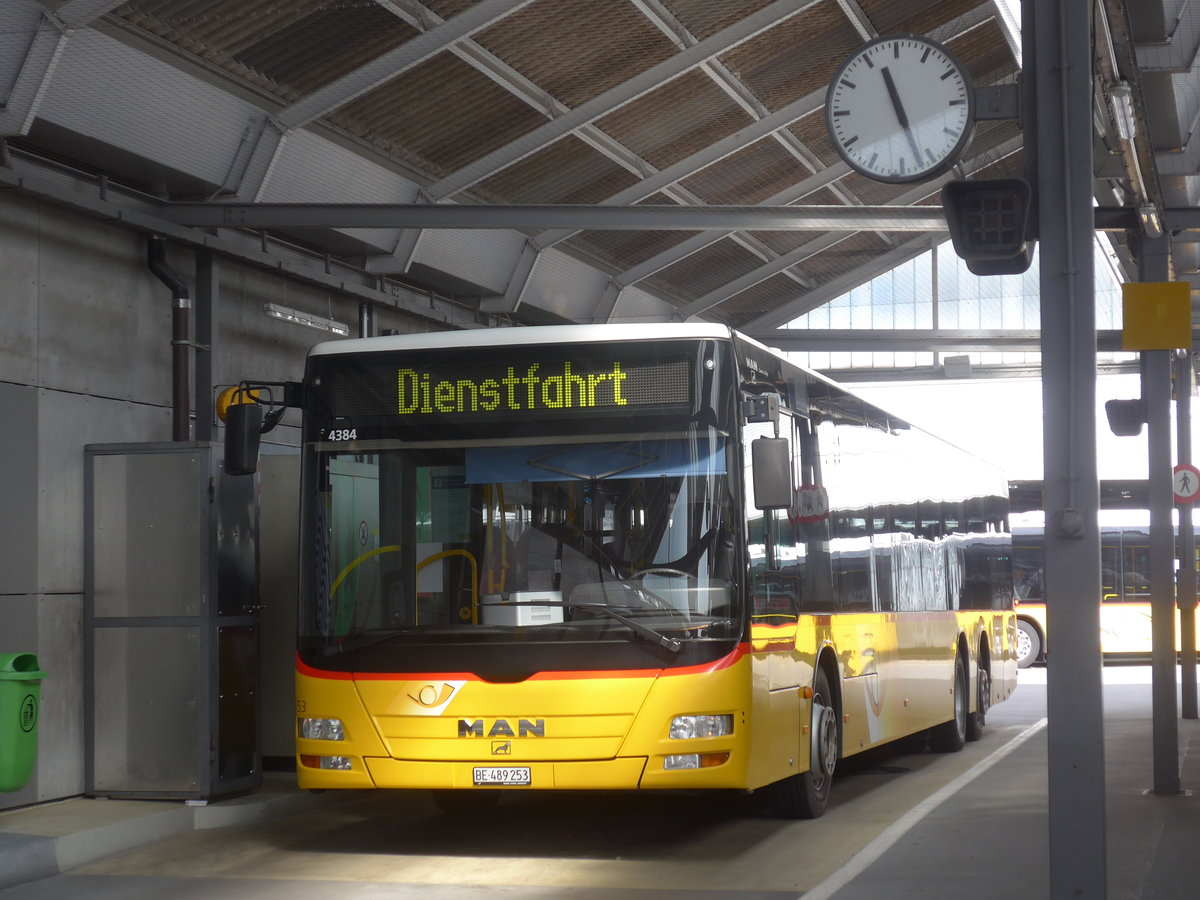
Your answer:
[930,654,967,753]
[1016,620,1041,669]
[966,658,989,742]
[769,668,838,819]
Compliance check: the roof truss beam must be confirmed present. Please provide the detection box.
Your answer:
[47,0,125,25]
[675,137,1023,319]
[367,0,810,291]
[0,12,67,136]
[527,2,997,255]
[525,3,1002,281]
[0,150,482,328]
[0,0,124,135]
[630,0,891,250]
[745,329,1131,353]
[526,93,839,252]
[231,0,532,199]
[425,0,822,200]
[280,0,534,130]
[745,234,946,330]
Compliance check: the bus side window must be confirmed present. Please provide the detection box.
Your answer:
[751,509,802,619]
[1122,544,1151,599]
[1013,545,1043,601]
[745,417,803,619]
[1100,541,1120,600]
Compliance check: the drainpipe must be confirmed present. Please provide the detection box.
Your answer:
[147,237,191,442]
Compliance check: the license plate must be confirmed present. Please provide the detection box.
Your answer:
[473,766,531,786]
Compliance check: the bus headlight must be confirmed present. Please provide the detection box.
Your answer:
[299,717,345,740]
[669,714,733,740]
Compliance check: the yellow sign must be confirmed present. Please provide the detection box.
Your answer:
[1121,282,1192,350]
[396,362,631,415]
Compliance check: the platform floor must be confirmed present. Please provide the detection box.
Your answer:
[0,666,1196,899]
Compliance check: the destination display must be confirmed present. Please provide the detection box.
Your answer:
[326,353,694,422]
[398,360,640,415]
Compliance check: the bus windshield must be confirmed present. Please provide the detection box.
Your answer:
[300,430,739,666]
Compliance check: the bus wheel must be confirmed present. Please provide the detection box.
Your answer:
[432,790,502,815]
[966,662,989,742]
[769,668,838,819]
[1016,620,1041,669]
[930,654,967,753]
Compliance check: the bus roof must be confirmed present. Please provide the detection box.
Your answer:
[307,323,735,357]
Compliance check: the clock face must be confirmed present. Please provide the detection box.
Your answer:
[826,35,975,183]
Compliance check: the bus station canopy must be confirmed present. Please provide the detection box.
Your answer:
[2,1,1195,337]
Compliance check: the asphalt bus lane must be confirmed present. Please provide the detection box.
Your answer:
[1,714,1046,899]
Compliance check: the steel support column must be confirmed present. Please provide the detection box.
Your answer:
[1139,237,1181,795]
[1030,0,1106,896]
[1148,350,1182,776]
[1178,351,1199,719]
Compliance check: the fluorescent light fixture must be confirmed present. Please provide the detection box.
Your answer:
[1110,81,1136,141]
[1138,204,1163,240]
[263,302,349,336]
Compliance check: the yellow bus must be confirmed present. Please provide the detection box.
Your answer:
[1013,520,1199,667]
[231,324,1017,818]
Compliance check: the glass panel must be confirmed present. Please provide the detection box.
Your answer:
[304,431,738,655]
[92,626,201,792]
[92,453,204,619]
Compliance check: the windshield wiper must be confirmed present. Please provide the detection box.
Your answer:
[478,597,682,651]
[567,601,682,652]
[321,600,685,656]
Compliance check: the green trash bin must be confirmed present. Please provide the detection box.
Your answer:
[0,653,46,793]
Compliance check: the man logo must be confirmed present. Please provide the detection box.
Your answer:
[492,741,512,755]
[457,718,545,738]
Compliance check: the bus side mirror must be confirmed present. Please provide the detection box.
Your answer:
[224,402,263,476]
[751,437,793,510]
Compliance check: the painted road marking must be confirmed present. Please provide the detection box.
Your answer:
[799,718,1049,900]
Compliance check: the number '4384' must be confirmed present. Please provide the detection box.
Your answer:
[327,428,357,441]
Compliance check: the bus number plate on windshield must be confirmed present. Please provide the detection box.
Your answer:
[473,766,531,786]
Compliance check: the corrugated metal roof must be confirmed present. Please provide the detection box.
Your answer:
[116,0,422,100]
[8,1,1182,332]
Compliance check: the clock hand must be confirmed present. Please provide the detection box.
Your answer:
[881,65,923,165]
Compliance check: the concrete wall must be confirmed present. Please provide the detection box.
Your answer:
[0,191,429,810]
